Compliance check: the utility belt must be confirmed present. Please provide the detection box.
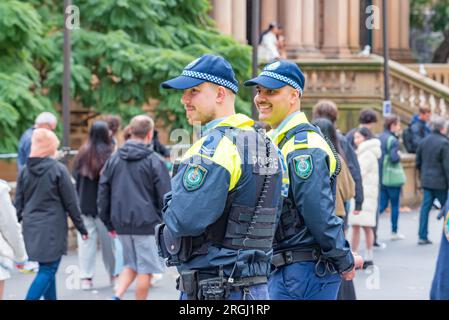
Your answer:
[272,247,338,278]
[177,270,267,300]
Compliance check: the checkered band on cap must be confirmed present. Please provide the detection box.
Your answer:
[181,70,238,93]
[260,71,303,95]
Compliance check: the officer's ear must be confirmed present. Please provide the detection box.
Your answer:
[290,88,301,103]
[216,85,227,104]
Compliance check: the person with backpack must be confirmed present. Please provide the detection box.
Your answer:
[379,115,407,241]
[402,106,431,154]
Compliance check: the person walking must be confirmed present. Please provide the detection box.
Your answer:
[416,116,449,245]
[349,128,381,268]
[15,128,88,300]
[98,115,171,300]
[379,115,406,240]
[0,179,28,300]
[158,54,283,300]
[73,121,118,290]
[245,60,363,300]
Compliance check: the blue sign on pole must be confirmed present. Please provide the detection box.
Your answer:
[383,100,391,116]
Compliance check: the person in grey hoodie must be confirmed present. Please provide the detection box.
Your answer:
[98,115,171,300]
[15,128,88,300]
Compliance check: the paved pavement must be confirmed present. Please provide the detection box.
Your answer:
[4,207,444,300]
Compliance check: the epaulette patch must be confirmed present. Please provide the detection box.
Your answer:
[294,131,308,145]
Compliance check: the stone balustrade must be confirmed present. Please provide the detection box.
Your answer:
[405,64,449,87]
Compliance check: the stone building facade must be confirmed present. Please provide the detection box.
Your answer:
[209,0,413,62]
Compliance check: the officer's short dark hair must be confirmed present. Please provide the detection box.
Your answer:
[384,114,400,131]
[312,100,338,124]
[130,115,154,139]
[359,108,378,125]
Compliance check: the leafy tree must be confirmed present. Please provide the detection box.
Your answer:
[0,1,53,153]
[0,0,252,153]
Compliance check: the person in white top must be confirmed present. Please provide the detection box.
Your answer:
[0,179,28,299]
[258,22,281,63]
[349,128,381,269]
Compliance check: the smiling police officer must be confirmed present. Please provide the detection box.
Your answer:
[156,54,283,300]
[245,60,363,300]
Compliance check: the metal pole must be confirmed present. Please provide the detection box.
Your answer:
[62,0,72,162]
[251,0,260,120]
[382,0,391,115]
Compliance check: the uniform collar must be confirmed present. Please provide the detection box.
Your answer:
[202,113,255,136]
[268,111,309,144]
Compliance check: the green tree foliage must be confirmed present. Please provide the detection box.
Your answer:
[0,0,252,153]
[0,1,53,153]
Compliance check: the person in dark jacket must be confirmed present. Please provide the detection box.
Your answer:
[416,116,449,245]
[73,121,116,290]
[379,115,405,240]
[98,115,171,300]
[408,107,431,153]
[15,128,88,300]
[312,100,364,215]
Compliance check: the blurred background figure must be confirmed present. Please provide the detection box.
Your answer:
[0,179,28,300]
[73,121,118,290]
[258,22,281,63]
[349,127,381,269]
[15,129,88,300]
[17,112,58,172]
[379,115,406,241]
[104,115,122,150]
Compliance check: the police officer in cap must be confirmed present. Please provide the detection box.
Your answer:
[245,60,363,300]
[156,54,283,300]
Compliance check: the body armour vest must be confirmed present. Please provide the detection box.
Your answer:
[157,126,282,266]
[273,123,341,246]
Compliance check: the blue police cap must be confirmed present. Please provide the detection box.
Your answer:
[244,60,305,96]
[161,54,239,94]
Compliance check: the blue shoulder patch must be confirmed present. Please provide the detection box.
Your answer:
[294,131,308,145]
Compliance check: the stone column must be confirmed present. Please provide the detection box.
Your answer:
[398,0,413,61]
[212,0,232,35]
[348,0,360,52]
[372,0,383,54]
[301,0,319,54]
[232,0,247,43]
[388,0,400,51]
[321,0,351,57]
[261,0,278,32]
[283,0,303,57]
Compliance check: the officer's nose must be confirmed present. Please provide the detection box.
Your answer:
[181,91,190,105]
